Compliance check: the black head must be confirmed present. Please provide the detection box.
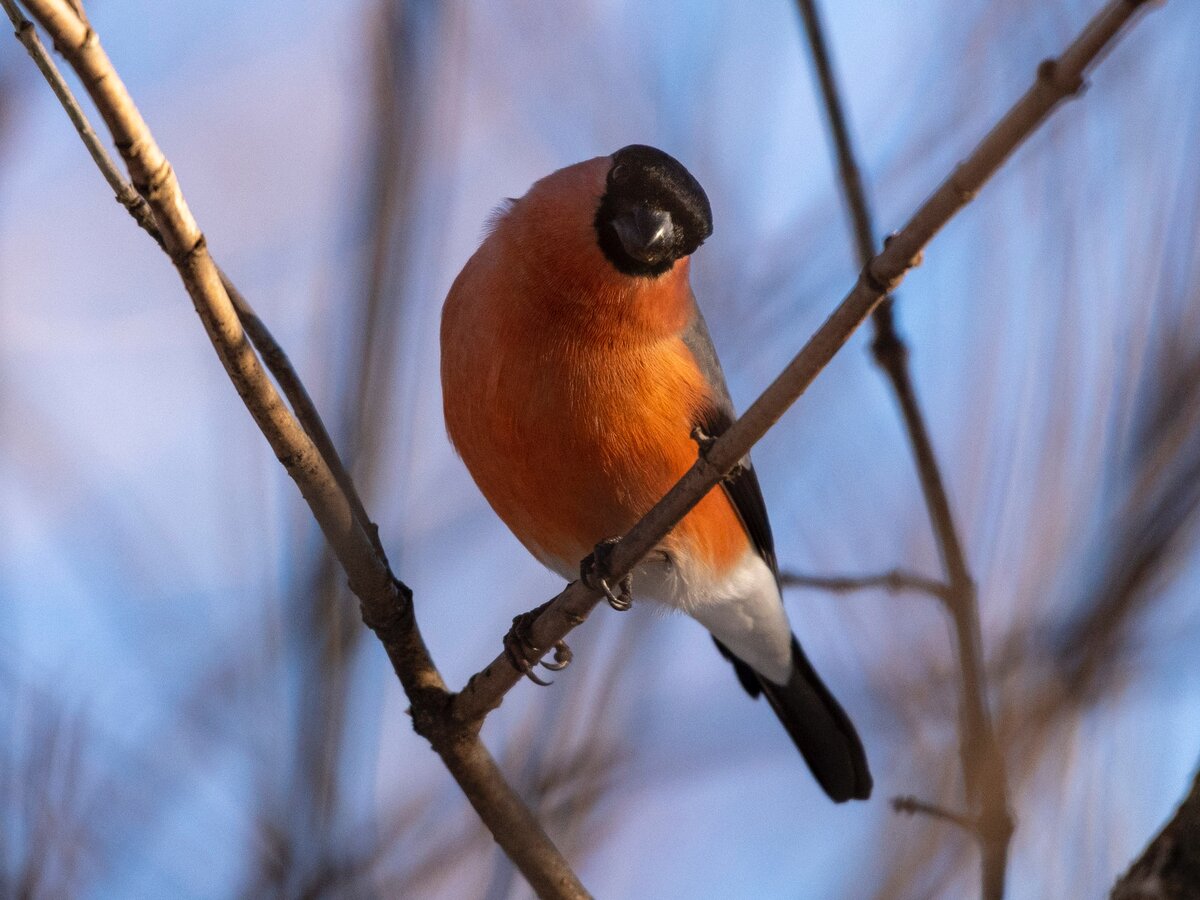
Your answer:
[594,145,713,278]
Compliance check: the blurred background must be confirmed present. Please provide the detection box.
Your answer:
[2,0,1198,897]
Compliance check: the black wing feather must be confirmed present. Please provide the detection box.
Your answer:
[692,403,778,577]
[680,303,778,577]
[683,300,872,802]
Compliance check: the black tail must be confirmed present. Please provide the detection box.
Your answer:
[715,636,872,803]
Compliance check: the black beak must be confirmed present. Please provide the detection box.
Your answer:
[611,206,676,266]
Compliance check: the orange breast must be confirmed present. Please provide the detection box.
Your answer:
[442,237,749,580]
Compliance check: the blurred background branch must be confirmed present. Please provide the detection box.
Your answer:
[3,0,588,894]
[782,568,949,598]
[1112,761,1200,899]
[792,0,1011,894]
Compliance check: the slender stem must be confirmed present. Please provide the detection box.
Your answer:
[882,290,1013,897]
[793,0,877,267]
[891,795,979,834]
[780,569,948,599]
[791,0,1058,893]
[3,0,383,558]
[4,2,587,895]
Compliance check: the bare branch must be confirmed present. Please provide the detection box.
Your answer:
[2,0,382,558]
[794,0,1015,894]
[4,1,587,895]
[452,0,1161,725]
[780,569,948,598]
[892,795,979,835]
[793,0,878,268]
[1111,763,1200,899]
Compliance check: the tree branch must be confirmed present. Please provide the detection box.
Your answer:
[452,0,1160,725]
[793,0,1015,895]
[780,569,948,598]
[3,2,587,895]
[1111,763,1200,899]
[892,795,979,835]
[3,0,382,558]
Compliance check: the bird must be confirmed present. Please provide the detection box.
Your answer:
[440,144,871,802]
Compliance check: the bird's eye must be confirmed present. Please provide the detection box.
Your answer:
[610,164,628,184]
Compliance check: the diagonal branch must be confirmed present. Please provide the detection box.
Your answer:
[4,0,382,558]
[1111,761,1200,898]
[451,0,1161,725]
[794,0,1012,895]
[892,795,980,835]
[3,2,587,896]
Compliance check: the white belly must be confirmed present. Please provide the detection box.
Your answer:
[545,545,793,685]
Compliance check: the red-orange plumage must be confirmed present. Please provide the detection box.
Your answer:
[440,146,871,803]
[441,156,749,578]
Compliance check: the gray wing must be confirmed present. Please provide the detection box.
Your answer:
[683,303,871,802]
[680,300,779,578]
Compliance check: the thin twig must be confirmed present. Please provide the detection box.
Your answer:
[6,25,385,859]
[4,2,587,896]
[780,569,948,598]
[794,0,1014,895]
[451,0,1160,725]
[892,795,979,835]
[793,0,878,268]
[281,0,414,869]
[2,1,383,558]
[340,0,411,507]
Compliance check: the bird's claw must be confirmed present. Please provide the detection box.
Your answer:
[581,539,634,612]
[605,575,633,611]
[690,425,717,454]
[503,606,570,685]
[540,640,573,671]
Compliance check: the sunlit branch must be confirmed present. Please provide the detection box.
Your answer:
[2,0,381,557]
[3,1,587,896]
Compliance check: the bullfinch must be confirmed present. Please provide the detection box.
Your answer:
[440,144,871,802]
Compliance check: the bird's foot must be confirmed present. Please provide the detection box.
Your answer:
[690,425,746,480]
[503,603,572,685]
[541,640,573,671]
[690,424,717,455]
[605,574,633,612]
[581,538,633,612]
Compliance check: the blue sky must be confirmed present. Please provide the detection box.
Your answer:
[2,0,1198,897]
